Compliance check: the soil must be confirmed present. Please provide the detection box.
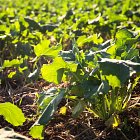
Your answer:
[0,79,139,140]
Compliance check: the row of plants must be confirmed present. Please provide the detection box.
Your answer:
[0,0,140,139]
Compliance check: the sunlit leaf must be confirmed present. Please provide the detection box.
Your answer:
[66,62,78,72]
[41,57,66,84]
[0,102,25,126]
[29,125,44,139]
[34,39,62,58]
[99,58,130,88]
[99,58,140,88]
[3,59,23,68]
[34,39,50,57]
[77,35,86,47]
[59,106,67,115]
[8,71,16,78]
[116,29,133,40]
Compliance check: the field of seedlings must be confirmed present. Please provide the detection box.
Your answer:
[0,0,140,139]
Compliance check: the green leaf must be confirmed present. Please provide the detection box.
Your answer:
[106,45,117,58]
[30,89,65,139]
[66,62,78,72]
[106,75,121,88]
[82,79,101,98]
[41,57,66,84]
[8,71,16,78]
[99,58,130,88]
[38,87,58,111]
[34,39,50,57]
[99,59,140,88]
[36,89,65,125]
[0,102,25,126]
[29,125,44,139]
[3,59,23,68]
[77,34,103,47]
[72,100,85,118]
[44,44,62,58]
[34,39,62,58]
[24,17,41,30]
[122,0,131,14]
[116,29,133,40]
[77,35,87,47]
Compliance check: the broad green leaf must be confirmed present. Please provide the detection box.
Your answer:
[116,29,133,40]
[77,34,103,47]
[82,79,101,98]
[107,32,139,60]
[106,75,120,88]
[99,59,140,88]
[34,39,50,57]
[0,102,25,126]
[70,85,84,97]
[43,44,62,58]
[66,62,78,72]
[93,34,103,44]
[35,89,65,125]
[29,125,44,139]
[109,14,127,23]
[41,57,66,84]
[99,58,130,88]
[34,39,62,58]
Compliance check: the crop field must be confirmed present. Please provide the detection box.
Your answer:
[0,0,140,139]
